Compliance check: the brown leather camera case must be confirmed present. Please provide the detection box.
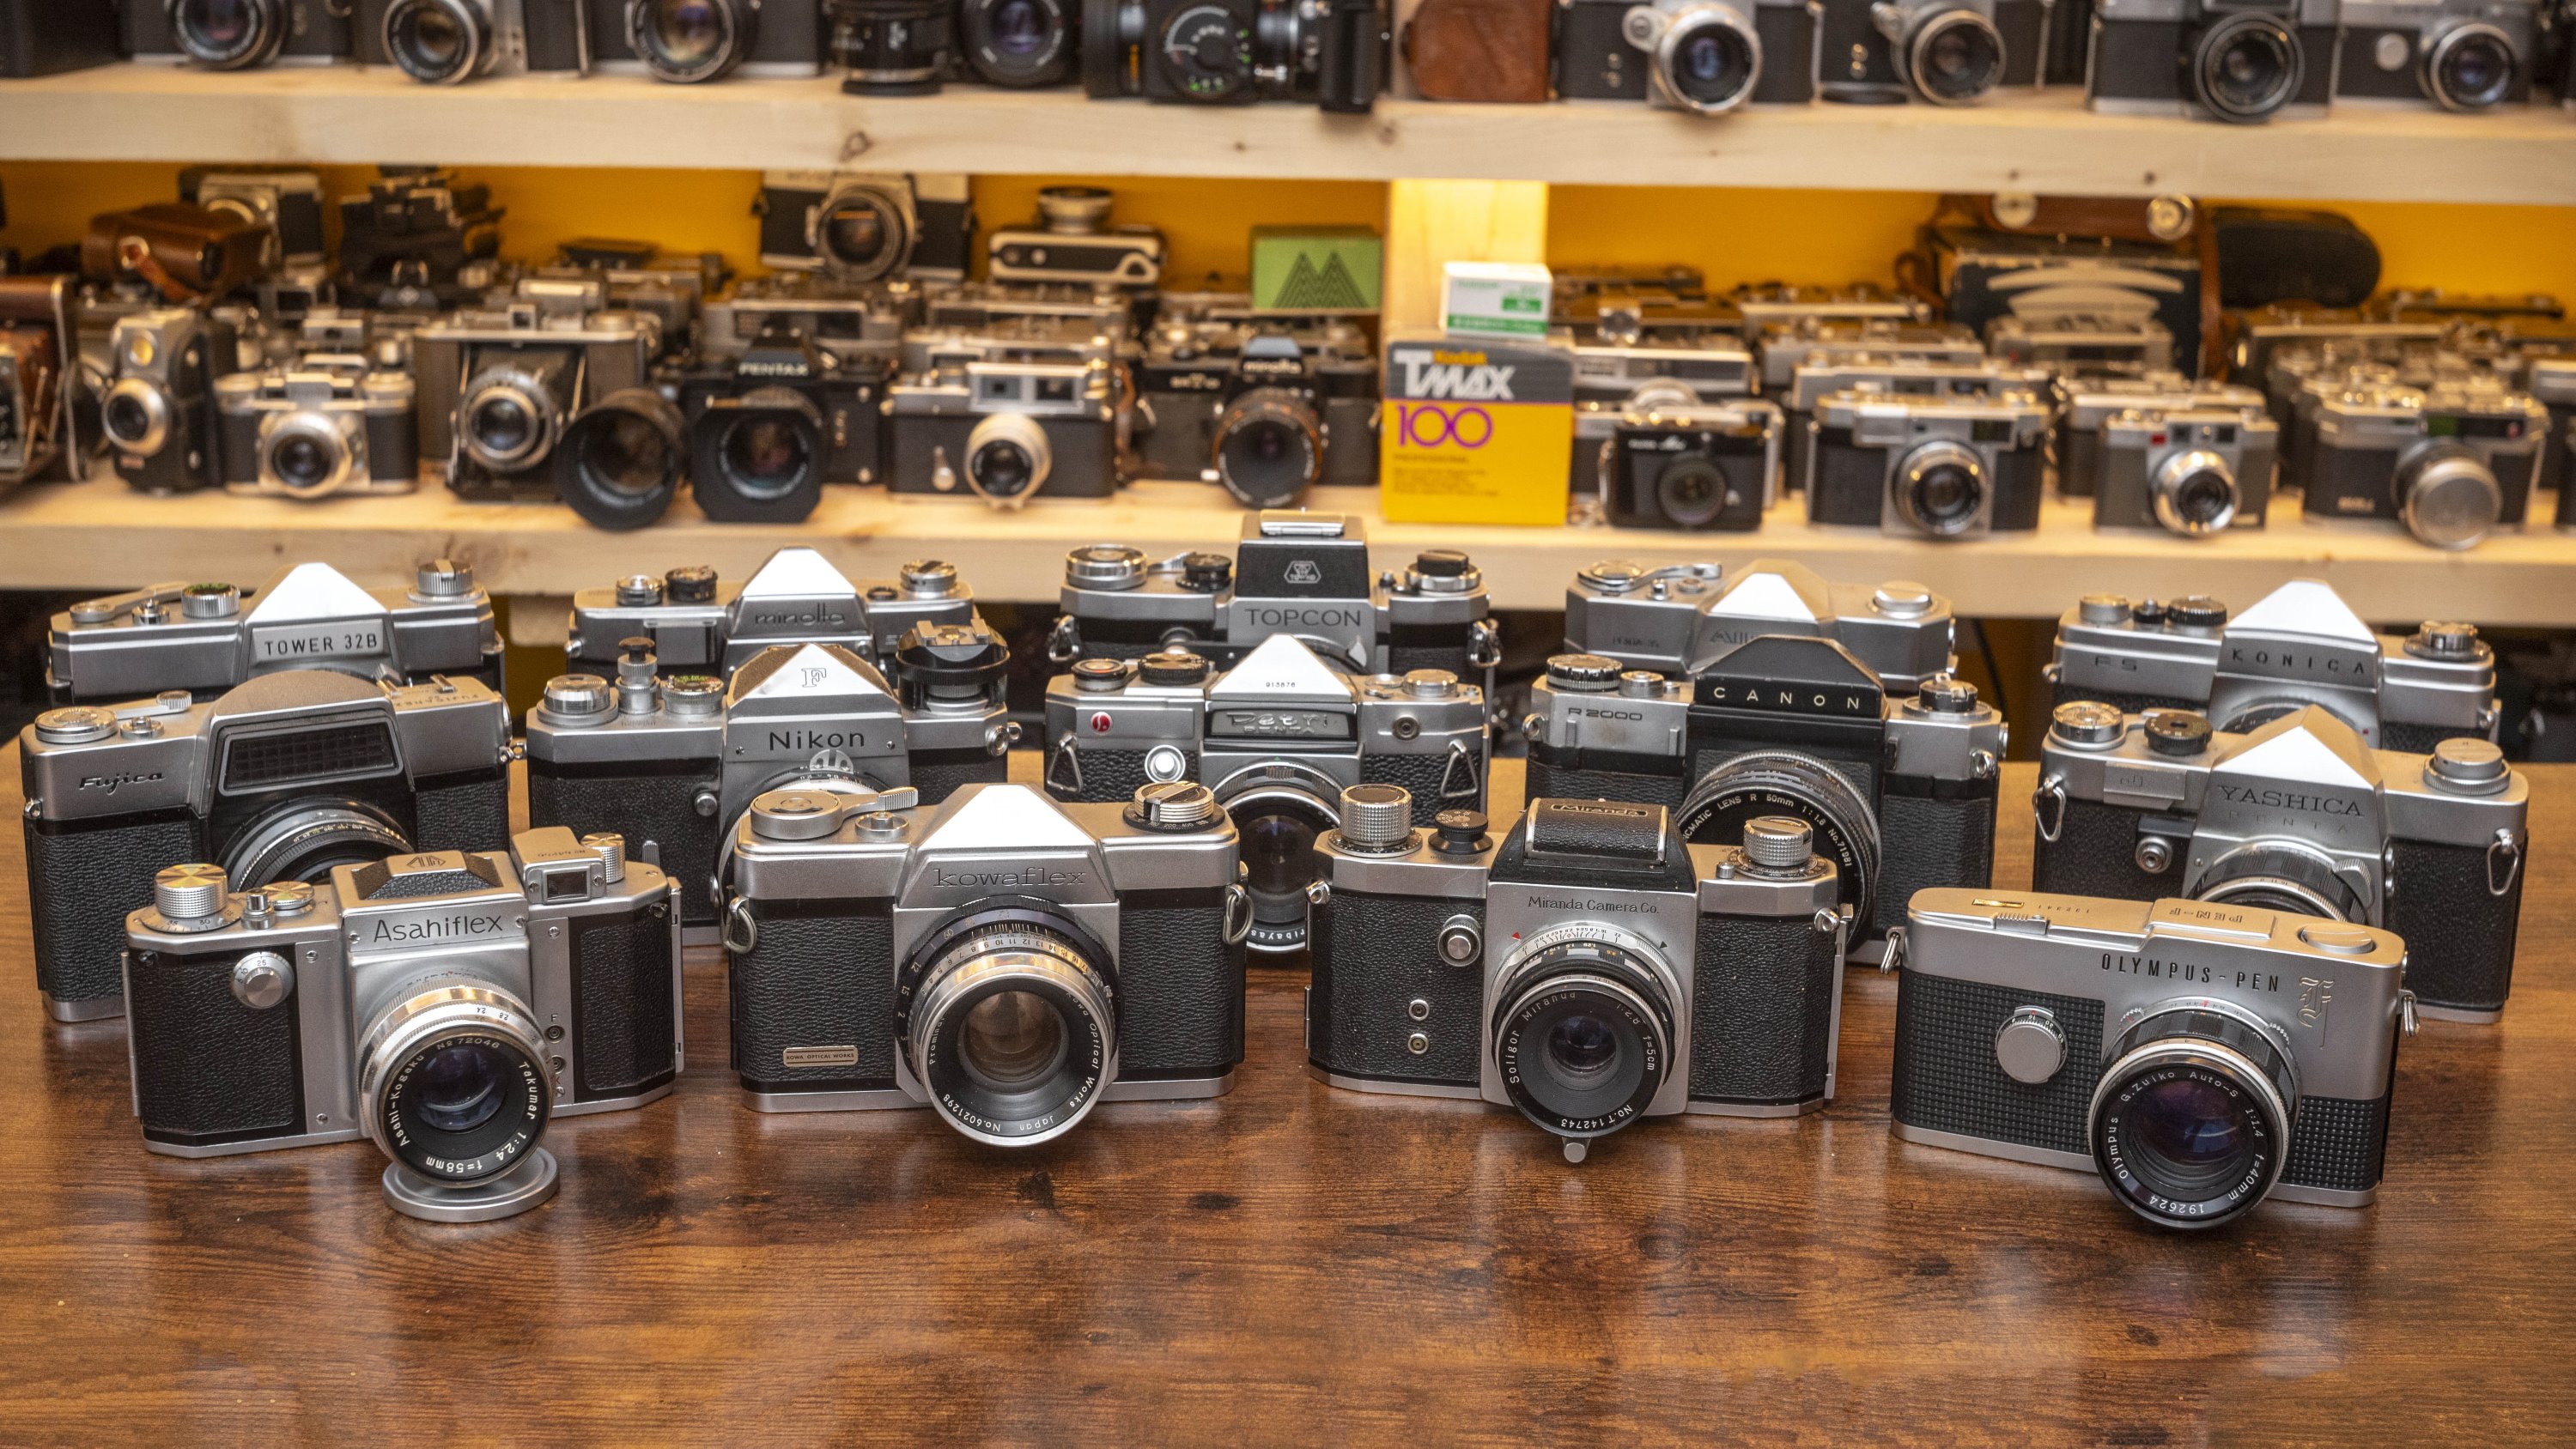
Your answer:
[1402,0,1555,103]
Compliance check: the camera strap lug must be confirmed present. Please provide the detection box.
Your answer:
[1223,883,1255,946]
[1438,740,1481,802]
[2397,990,2420,1037]
[2032,774,2069,843]
[1878,925,1909,974]
[720,896,758,955]
[1046,737,1084,795]
[1467,620,1502,670]
[2487,828,2523,897]
[1045,615,1081,664]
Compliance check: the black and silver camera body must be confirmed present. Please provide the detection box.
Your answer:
[413,294,659,500]
[2031,701,2529,1021]
[1815,0,2017,104]
[756,171,975,284]
[179,167,330,273]
[1780,350,2045,491]
[723,780,1249,1141]
[1554,0,1823,111]
[1309,794,1847,1157]
[1135,315,1378,506]
[2227,307,2446,415]
[1084,0,1390,110]
[1755,317,1984,392]
[1806,386,2050,537]
[1047,512,1501,686]
[128,0,351,68]
[355,0,592,81]
[2296,379,2548,549]
[589,0,825,81]
[1600,399,1781,531]
[526,633,1015,930]
[2056,373,2255,495]
[1986,312,2177,380]
[1889,889,2414,1227]
[334,168,507,312]
[1042,635,1487,954]
[2074,390,2280,537]
[2530,354,2576,505]
[215,363,421,500]
[2336,0,2540,109]
[1563,556,1960,690]
[2088,0,2338,122]
[884,321,1121,506]
[958,0,1079,85]
[21,670,513,1022]
[987,186,1165,289]
[102,309,231,496]
[564,548,981,679]
[122,829,681,1220]
[676,322,888,520]
[701,273,914,372]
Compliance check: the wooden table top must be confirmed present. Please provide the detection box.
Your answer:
[1,750,2570,1445]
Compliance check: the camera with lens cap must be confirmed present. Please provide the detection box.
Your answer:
[355,0,592,82]
[2088,0,2336,122]
[591,0,825,82]
[216,361,420,500]
[2336,0,2540,110]
[674,319,888,523]
[2295,377,2547,549]
[127,0,351,70]
[1556,0,1821,112]
[121,828,682,1222]
[413,286,660,504]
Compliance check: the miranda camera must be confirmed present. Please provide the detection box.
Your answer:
[756,171,975,284]
[1556,0,1823,112]
[413,290,660,504]
[216,364,421,500]
[1309,793,1847,1160]
[2067,389,2280,537]
[2088,0,2336,122]
[122,829,683,1222]
[1046,513,1501,688]
[126,0,351,69]
[672,321,887,524]
[1816,0,2020,105]
[988,186,1165,288]
[1135,316,1378,507]
[1562,557,1962,690]
[101,309,231,496]
[1888,889,2415,1228]
[562,547,981,679]
[524,633,1015,930]
[1042,635,1487,954]
[2032,702,2528,1020]
[21,670,513,1022]
[2296,379,2547,549]
[2335,0,2541,111]
[1806,387,2050,537]
[722,780,1251,1142]
[1080,0,1390,111]
[590,0,826,82]
[355,0,592,82]
[1600,399,1782,532]
[884,323,1121,507]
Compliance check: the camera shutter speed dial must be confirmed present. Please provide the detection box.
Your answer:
[1158,5,1253,99]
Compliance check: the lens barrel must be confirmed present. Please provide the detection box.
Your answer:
[828,0,956,94]
[903,919,1115,1146]
[384,0,495,85]
[173,0,289,70]
[359,982,553,1184]
[1212,387,1323,510]
[963,0,1075,86]
[1675,749,1881,931]
[2089,1004,2297,1228]
[2190,15,2301,124]
[1490,928,1677,1143]
[558,388,687,530]
[633,0,754,83]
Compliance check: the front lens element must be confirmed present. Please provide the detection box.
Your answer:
[639,0,744,81]
[1911,11,2003,104]
[2428,27,2517,111]
[386,0,485,82]
[959,989,1072,1092]
[1213,388,1322,510]
[174,0,276,65]
[1655,456,1739,528]
[2192,16,2300,123]
[907,924,1115,1146]
[2089,1006,2295,1228]
[1665,15,1758,112]
[415,1040,511,1134]
[720,414,815,500]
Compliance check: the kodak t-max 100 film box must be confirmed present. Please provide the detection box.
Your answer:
[1378,330,1573,526]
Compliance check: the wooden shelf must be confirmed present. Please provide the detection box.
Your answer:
[1,64,2572,203]
[5,473,2574,623]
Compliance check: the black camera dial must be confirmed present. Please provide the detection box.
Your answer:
[1157,4,1253,98]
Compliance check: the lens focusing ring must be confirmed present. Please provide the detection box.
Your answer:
[2192,841,2367,923]
[359,982,552,1183]
[2424,22,2518,112]
[460,370,564,473]
[1676,749,1882,931]
[2190,14,2302,124]
[219,802,414,888]
[633,0,751,83]
[1212,387,1325,510]
[906,924,1115,1147]
[1652,4,1761,114]
[385,0,494,84]
[1905,9,2004,106]
[965,411,1054,506]
[2088,1003,2297,1228]
[1893,438,1988,537]
[1491,926,1677,1141]
[2151,449,2239,537]
[261,412,358,498]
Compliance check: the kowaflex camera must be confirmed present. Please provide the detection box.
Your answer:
[756,171,975,284]
[216,362,421,499]
[127,0,351,69]
[2031,701,2529,1020]
[2336,0,2541,111]
[1888,889,2415,1228]
[122,828,682,1222]
[2088,0,2337,122]
[1136,312,1378,507]
[1816,0,2015,105]
[1599,398,1781,531]
[21,670,513,1022]
[562,548,982,678]
[884,318,1122,507]
[1043,635,1487,954]
[100,308,232,495]
[355,0,592,81]
[1309,794,1847,1160]
[1555,0,1823,112]
[722,779,1249,1141]
[413,288,660,500]
[2295,378,2548,549]
[1082,0,1390,110]
[589,0,825,82]
[1806,386,2051,537]
[2069,385,2280,537]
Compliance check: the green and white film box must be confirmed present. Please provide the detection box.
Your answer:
[1249,226,1382,314]
[1440,262,1551,339]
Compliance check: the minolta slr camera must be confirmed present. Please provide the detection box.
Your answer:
[2297,379,2547,549]
[216,364,421,499]
[1310,794,1847,1159]
[2069,385,2280,537]
[2032,701,2529,1020]
[1816,0,2020,105]
[591,0,827,82]
[1048,513,1501,688]
[1600,398,1781,532]
[21,670,513,1022]
[101,308,233,495]
[127,0,350,69]
[1135,314,1378,507]
[1042,635,1488,954]
[2088,0,2337,123]
[723,780,1250,1142]
[756,170,975,283]
[48,558,502,706]
[1889,890,2414,1228]
[1556,0,1822,112]
[1806,386,2050,537]
[525,633,1015,931]
[122,829,681,1222]
[2335,0,2541,111]
[564,548,982,679]
[884,319,1121,506]
[1082,0,1390,111]
[356,0,592,82]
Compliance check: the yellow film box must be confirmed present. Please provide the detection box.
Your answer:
[1377,331,1574,526]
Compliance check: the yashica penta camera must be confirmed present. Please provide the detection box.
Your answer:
[1046,512,1501,689]
[1555,0,1822,112]
[2088,0,2338,122]
[414,289,660,503]
[723,780,1251,1143]
[2334,0,2541,111]
[100,309,231,496]
[2297,379,2548,549]
[2032,701,2530,1020]
[216,363,421,500]
[562,547,981,679]
[1889,890,2415,1228]
[355,0,592,82]
[1081,0,1389,111]
[1599,399,1781,532]
[884,321,1121,507]
[988,186,1165,288]
[1135,315,1378,507]
[757,171,975,283]
[672,320,887,524]
[2069,390,2281,537]
[1042,634,1488,954]
[589,0,826,82]
[1806,386,2050,538]
[524,633,1016,932]
[21,670,513,1022]
[1816,0,2023,105]
[1309,793,1847,1160]
[1562,556,1961,691]
[127,0,352,70]
[123,829,682,1222]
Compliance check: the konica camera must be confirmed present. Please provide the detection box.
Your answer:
[1816,0,2022,105]
[1081,0,1390,110]
[1561,556,1961,690]
[1806,386,2051,537]
[1042,636,1488,954]
[671,321,889,524]
[590,0,825,82]
[1888,889,2415,1228]
[1556,0,1821,112]
[2296,379,2548,549]
[1135,315,1378,507]
[884,320,1121,506]
[524,634,1016,930]
[122,829,682,1222]
[1309,793,1847,1159]
[100,309,233,495]
[562,547,981,679]
[1780,353,2046,494]
[216,363,421,499]
[722,780,1251,1142]
[2336,0,2541,111]
[21,670,513,1022]
[1046,512,1501,688]
[2088,0,2336,122]
[2032,701,2529,1019]
[127,0,351,69]
[1600,399,1781,531]
[756,171,975,284]
[988,186,1165,288]
[413,289,660,501]
[2065,384,2280,537]
[355,0,592,81]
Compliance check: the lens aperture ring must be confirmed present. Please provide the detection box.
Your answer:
[1676,749,1881,931]
[905,921,1116,1146]
[359,983,552,1183]
[1491,928,1678,1140]
[2088,1003,2297,1228]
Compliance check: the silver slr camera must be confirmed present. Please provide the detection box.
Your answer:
[1042,634,1489,955]
[122,829,682,1222]
[2335,0,2542,110]
[884,318,1121,507]
[723,781,1249,1144]
[1309,793,1847,1161]
[1889,890,2414,1228]
[412,290,659,498]
[1563,556,1959,689]
[215,363,420,499]
[2067,382,2280,537]
[563,547,982,679]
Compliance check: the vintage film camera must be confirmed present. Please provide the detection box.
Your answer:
[1309,794,1847,1160]
[987,186,1165,288]
[1556,0,1822,112]
[1805,386,2051,537]
[1778,352,2044,495]
[1562,557,1959,689]
[2227,307,2445,410]
[81,203,270,306]
[756,171,975,283]
[1081,0,1389,109]
[1815,0,2027,105]
[562,547,981,679]
[126,0,351,68]
[1755,317,1984,392]
[699,273,913,370]
[216,362,421,499]
[1599,399,1781,531]
[0,0,120,76]
[179,167,330,274]
[722,780,1250,1142]
[2031,702,2529,1020]
[957,0,1080,86]
[2056,373,2258,495]
[589,0,825,82]
[122,829,682,1222]
[2336,0,2542,110]
[1730,282,1929,336]
[1135,313,1378,507]
[884,318,1121,506]
[1887,889,2415,1228]
[412,288,660,501]
[524,634,1016,931]
[1986,312,2177,379]
[335,168,507,311]
[1043,635,1487,954]
[671,320,888,524]
[0,275,77,494]
[2088,0,2338,122]
[2295,378,2548,549]
[2062,382,2280,536]
[1046,512,1501,688]
[354,0,592,81]
[100,309,232,495]
[1560,295,1758,497]
[21,670,513,1022]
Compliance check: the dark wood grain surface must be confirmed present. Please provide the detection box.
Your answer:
[1,751,2570,1446]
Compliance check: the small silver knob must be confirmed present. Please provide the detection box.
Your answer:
[180,582,241,618]
[1337,784,1413,850]
[415,558,473,597]
[542,674,614,720]
[230,951,294,1010]
[2409,621,2482,658]
[1066,543,1148,589]
[1741,816,1814,870]
[615,573,662,606]
[1618,670,1662,698]
[1072,657,1133,692]
[1403,669,1458,700]
[1994,1006,2066,1084]
[750,791,841,840]
[33,706,117,745]
[1437,914,1482,965]
[155,863,228,922]
[663,675,725,717]
[582,833,627,882]
[2426,737,2510,795]
[2077,594,2129,624]
[900,559,957,597]
[1871,581,1934,618]
[1131,780,1220,830]
[2050,700,2128,747]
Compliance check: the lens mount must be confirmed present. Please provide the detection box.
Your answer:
[633,0,751,84]
[2191,840,2368,922]
[810,184,914,282]
[1653,4,1761,114]
[1676,749,1881,931]
[2189,14,2301,124]
[1491,925,1677,1141]
[1213,773,1340,955]
[258,410,360,498]
[170,0,289,70]
[384,0,494,85]
[2396,442,2501,551]
[965,411,1054,506]
[1893,438,1989,537]
[360,982,553,1183]
[102,378,174,457]
[2424,22,2518,112]
[2151,449,2239,537]
[459,368,566,473]
[1212,386,1323,510]
[1905,9,2004,106]
[2088,1002,2296,1228]
[557,387,686,530]
[905,923,1115,1146]
[219,799,414,888]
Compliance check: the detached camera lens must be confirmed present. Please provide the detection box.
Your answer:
[2192,15,2300,123]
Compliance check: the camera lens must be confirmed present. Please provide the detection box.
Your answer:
[2427,25,2518,111]
[2191,842,2366,922]
[1492,931,1676,1143]
[102,381,170,456]
[1213,388,1322,510]
[965,0,1072,86]
[2190,15,2300,124]
[963,412,1054,506]
[360,984,551,1184]
[1653,456,1743,529]
[905,920,1115,1146]
[460,361,572,473]
[720,415,815,500]
[173,0,283,69]
[1677,750,1881,931]
[958,989,1071,1092]
[1891,440,1987,537]
[263,421,352,498]
[385,0,492,84]
[221,801,413,888]
[415,1040,510,1133]
[811,187,912,281]
[635,0,748,82]
[1908,10,2003,104]
[559,389,686,530]
[2397,443,2502,550]
[828,0,956,95]
[1220,786,1337,954]
[1660,13,1759,112]
[2090,1005,2295,1228]
[2151,449,2239,537]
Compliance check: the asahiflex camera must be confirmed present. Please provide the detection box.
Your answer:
[2031,701,2529,1020]
[122,829,683,1222]
[1554,0,1823,113]
[722,780,1250,1143]
[2087,0,2338,124]
[21,670,513,1023]
[1309,793,1847,1160]
[1888,890,2415,1228]
[562,547,983,680]
[1042,635,1488,954]
[2046,580,2500,752]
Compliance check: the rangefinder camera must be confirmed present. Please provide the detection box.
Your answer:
[2073,391,2280,537]
[1134,316,1379,508]
[1781,352,2047,494]
[2057,373,2261,495]
[2088,0,2338,123]
[884,321,1121,507]
[987,186,1166,289]
[413,294,659,500]
[49,559,501,706]
[1599,399,1781,531]
[723,780,1251,1143]
[1806,387,2050,537]
[2296,379,2547,549]
[355,0,591,82]
[1985,312,2176,379]
[1046,512,1501,688]
[564,547,981,680]
[1042,635,1488,954]
[2335,0,2540,111]
[1756,317,1984,392]
[1309,793,1847,1160]
[180,167,330,272]
[1888,890,2414,1228]
[126,0,351,69]
[1555,0,1823,112]
[1563,556,1959,691]
[101,309,232,496]
[525,632,1016,931]
[216,365,421,499]
[21,670,513,1022]
[1816,0,2026,105]
[590,0,827,82]
[2032,701,2528,1019]
[699,273,912,370]
[122,829,682,1222]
